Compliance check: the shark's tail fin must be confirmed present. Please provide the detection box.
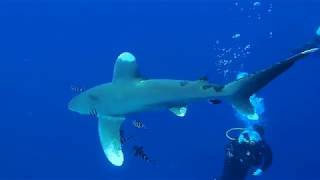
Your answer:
[293,36,320,54]
[223,48,319,115]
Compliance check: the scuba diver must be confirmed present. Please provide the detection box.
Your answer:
[219,125,272,180]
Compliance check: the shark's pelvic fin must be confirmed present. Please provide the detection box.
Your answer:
[225,48,319,115]
[98,116,125,166]
[113,52,141,83]
[170,106,188,117]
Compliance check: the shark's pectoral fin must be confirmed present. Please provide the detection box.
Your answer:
[98,116,125,166]
[113,52,142,83]
[169,106,188,117]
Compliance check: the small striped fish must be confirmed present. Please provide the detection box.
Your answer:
[120,130,132,145]
[132,120,146,129]
[133,145,155,164]
[70,85,85,93]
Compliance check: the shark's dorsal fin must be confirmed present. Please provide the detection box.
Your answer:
[98,115,125,166]
[113,52,140,83]
[169,106,188,117]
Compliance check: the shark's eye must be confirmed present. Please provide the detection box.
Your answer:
[88,94,99,101]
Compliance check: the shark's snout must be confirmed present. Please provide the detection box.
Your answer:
[68,96,79,112]
[68,93,96,115]
[68,95,88,113]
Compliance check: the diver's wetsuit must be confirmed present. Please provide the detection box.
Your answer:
[219,140,272,180]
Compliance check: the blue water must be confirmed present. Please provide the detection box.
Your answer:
[1,0,320,179]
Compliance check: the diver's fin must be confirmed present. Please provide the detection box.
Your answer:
[224,48,319,115]
[113,52,142,83]
[169,106,188,117]
[98,115,125,166]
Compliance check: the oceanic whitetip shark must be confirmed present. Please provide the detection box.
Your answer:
[68,48,319,166]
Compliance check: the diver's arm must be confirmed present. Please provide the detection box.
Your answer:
[261,143,273,171]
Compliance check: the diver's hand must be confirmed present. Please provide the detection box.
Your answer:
[252,168,263,176]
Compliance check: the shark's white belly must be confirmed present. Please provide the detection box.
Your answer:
[95,80,213,116]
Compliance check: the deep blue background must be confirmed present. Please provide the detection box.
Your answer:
[1,0,320,179]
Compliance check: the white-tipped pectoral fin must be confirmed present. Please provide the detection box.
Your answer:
[98,116,125,166]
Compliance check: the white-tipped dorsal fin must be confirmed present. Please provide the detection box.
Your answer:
[98,115,125,166]
[169,106,188,117]
[113,52,140,83]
